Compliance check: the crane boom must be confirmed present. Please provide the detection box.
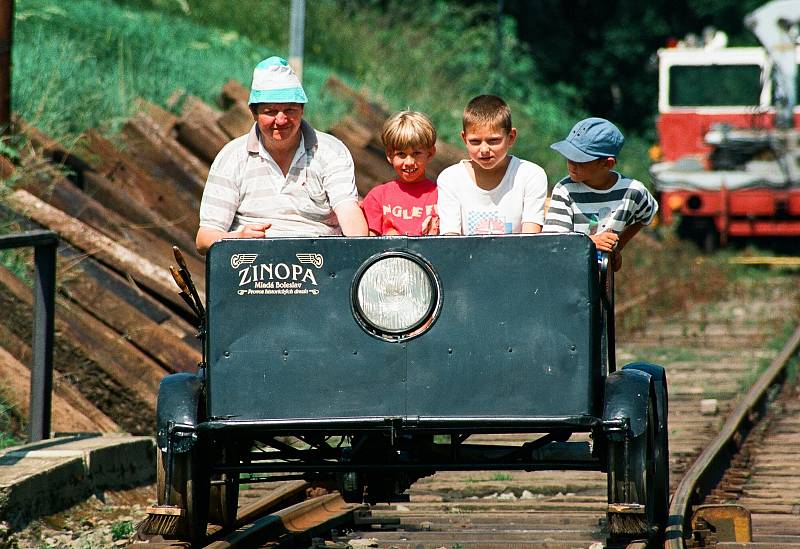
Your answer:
[745,0,800,128]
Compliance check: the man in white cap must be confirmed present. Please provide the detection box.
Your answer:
[196,56,368,253]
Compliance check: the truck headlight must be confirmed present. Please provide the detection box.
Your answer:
[352,252,440,339]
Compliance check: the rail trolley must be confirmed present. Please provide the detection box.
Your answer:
[155,233,669,544]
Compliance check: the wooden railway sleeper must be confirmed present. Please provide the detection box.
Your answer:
[351,508,400,530]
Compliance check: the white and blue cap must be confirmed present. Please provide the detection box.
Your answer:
[248,56,308,105]
[550,117,624,162]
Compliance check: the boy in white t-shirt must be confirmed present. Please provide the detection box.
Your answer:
[437,95,548,235]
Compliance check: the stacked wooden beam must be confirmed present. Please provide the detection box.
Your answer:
[0,78,465,436]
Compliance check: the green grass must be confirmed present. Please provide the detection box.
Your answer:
[0,432,17,450]
[0,166,41,283]
[13,0,350,140]
[737,321,800,392]
[489,472,513,482]
[14,0,654,184]
[0,248,31,282]
[634,346,703,364]
[110,520,134,541]
[787,357,798,386]
[615,228,733,334]
[0,388,21,449]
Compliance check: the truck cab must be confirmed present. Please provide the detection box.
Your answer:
[651,0,800,249]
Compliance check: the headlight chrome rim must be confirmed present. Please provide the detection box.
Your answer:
[351,251,441,341]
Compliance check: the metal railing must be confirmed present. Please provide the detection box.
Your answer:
[0,229,57,442]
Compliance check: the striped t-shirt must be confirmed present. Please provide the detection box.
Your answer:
[199,121,358,237]
[543,172,657,235]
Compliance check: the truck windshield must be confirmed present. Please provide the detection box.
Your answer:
[669,64,763,107]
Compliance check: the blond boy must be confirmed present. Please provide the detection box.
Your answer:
[362,111,439,236]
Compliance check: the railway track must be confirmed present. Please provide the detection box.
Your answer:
[667,321,800,548]
[126,274,799,548]
[713,379,800,547]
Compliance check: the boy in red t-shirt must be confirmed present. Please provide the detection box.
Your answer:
[362,111,439,235]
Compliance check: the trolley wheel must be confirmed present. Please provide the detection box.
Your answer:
[156,446,210,545]
[208,445,239,529]
[606,390,667,541]
[623,363,670,527]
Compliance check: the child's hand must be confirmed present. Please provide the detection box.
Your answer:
[421,215,440,235]
[238,223,272,238]
[590,231,619,253]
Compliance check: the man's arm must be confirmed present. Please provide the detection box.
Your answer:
[196,224,271,255]
[333,201,368,236]
[521,222,542,234]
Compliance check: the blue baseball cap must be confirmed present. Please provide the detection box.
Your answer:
[550,117,624,162]
[248,56,308,105]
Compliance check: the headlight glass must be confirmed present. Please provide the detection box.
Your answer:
[356,256,434,333]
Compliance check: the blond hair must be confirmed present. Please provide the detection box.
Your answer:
[462,95,512,134]
[381,111,437,153]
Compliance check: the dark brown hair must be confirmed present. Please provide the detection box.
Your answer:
[462,95,512,134]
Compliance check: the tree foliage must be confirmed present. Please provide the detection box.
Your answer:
[451,0,765,134]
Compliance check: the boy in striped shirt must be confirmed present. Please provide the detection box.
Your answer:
[544,117,657,271]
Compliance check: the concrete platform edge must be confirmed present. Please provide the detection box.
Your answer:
[0,433,155,530]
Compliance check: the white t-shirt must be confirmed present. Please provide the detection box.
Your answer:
[437,156,548,235]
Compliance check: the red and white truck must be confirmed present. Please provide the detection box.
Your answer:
[651,0,800,250]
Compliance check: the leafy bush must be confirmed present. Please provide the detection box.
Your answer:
[0,389,21,449]
[104,0,652,182]
[110,520,134,541]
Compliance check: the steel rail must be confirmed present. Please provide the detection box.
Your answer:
[204,492,358,549]
[203,480,308,540]
[664,323,800,548]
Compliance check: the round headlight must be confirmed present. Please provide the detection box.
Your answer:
[354,254,437,336]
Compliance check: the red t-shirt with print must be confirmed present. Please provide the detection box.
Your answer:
[361,178,438,236]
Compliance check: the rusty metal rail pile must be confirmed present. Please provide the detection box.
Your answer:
[0,78,461,436]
